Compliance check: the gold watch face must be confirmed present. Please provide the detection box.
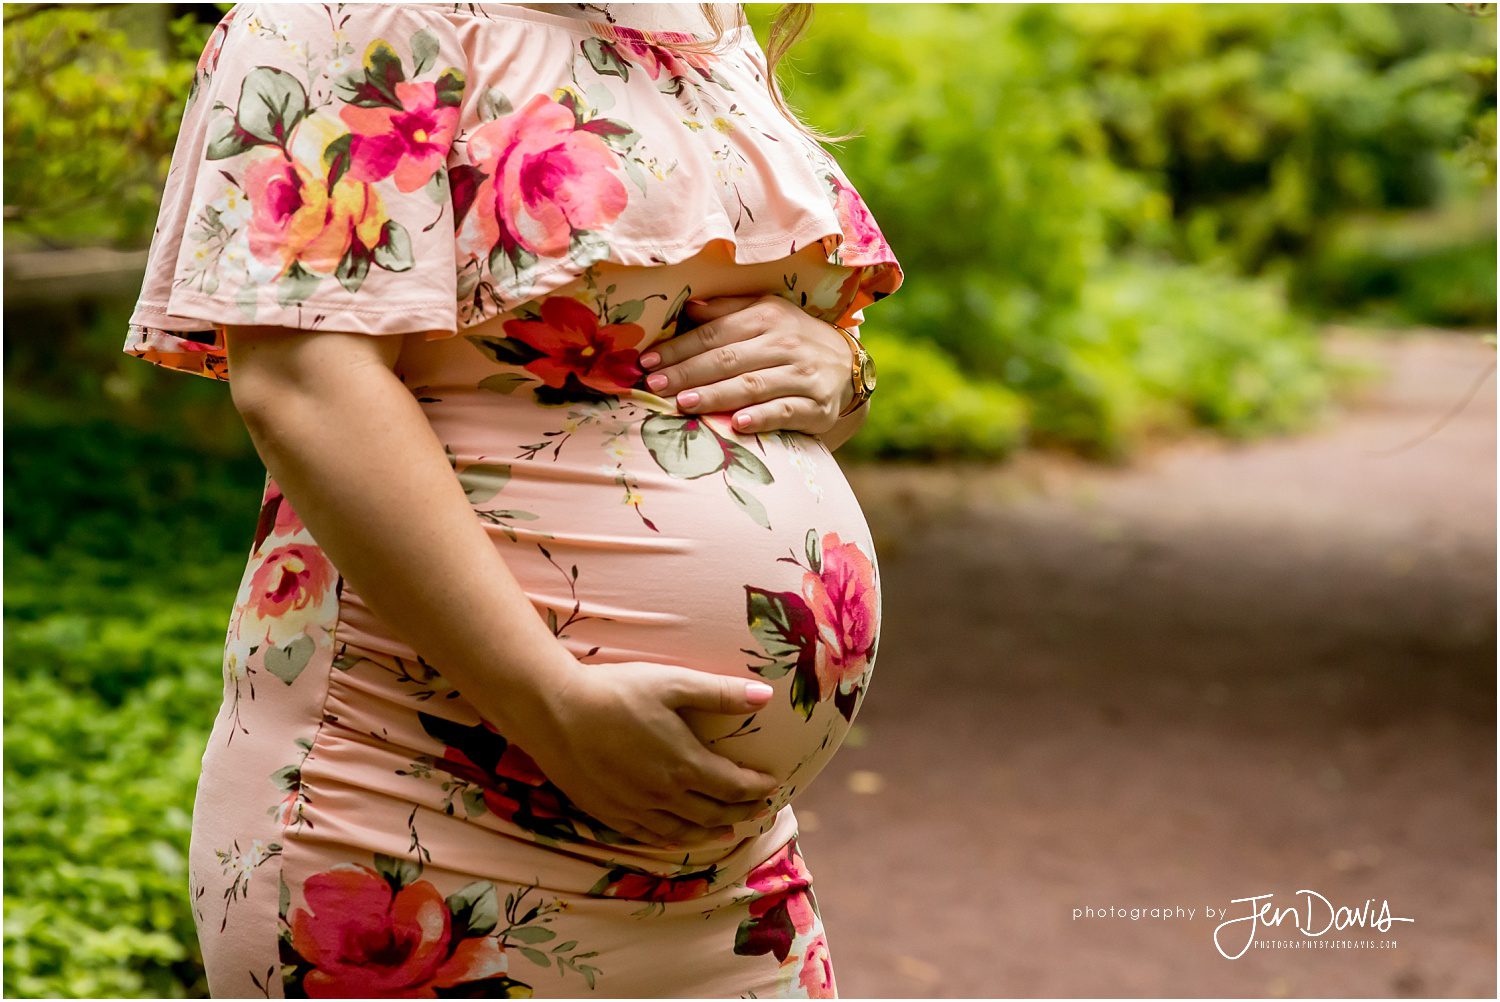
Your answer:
[859,352,877,394]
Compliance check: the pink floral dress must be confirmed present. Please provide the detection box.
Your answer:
[123,3,904,997]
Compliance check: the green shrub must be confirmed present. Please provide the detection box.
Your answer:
[844,330,1029,459]
[4,630,221,998]
[1294,204,1498,327]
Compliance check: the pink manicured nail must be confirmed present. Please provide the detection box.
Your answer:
[746,681,773,701]
[686,297,708,307]
[677,390,700,408]
[646,373,668,391]
[733,412,751,428]
[638,351,661,368]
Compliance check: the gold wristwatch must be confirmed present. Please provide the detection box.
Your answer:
[832,323,877,417]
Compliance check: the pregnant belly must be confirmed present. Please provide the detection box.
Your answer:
[333,382,883,834]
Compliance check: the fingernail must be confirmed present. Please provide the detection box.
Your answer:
[646,373,668,391]
[732,411,751,428]
[677,390,700,408]
[662,841,681,850]
[638,351,661,368]
[745,681,773,701]
[718,830,739,843]
[686,297,708,307]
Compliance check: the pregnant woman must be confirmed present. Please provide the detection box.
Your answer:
[123,2,904,996]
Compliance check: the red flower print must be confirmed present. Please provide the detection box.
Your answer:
[415,711,596,843]
[588,862,719,904]
[744,838,819,936]
[341,80,459,192]
[798,933,836,998]
[287,864,508,997]
[503,295,645,394]
[800,532,878,696]
[734,837,822,962]
[464,93,629,259]
[612,872,712,902]
[436,738,567,824]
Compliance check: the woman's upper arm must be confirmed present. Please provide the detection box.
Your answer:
[222,325,406,415]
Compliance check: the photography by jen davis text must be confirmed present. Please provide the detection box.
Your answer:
[1071,890,1415,960]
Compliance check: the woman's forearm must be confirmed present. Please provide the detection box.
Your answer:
[821,398,869,452]
[226,328,573,738]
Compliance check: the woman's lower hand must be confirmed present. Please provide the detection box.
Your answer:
[514,658,783,849]
[637,294,856,435]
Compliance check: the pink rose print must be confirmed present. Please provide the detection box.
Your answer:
[244,543,335,625]
[255,478,305,542]
[798,934,836,998]
[502,295,645,394]
[733,837,821,962]
[282,862,513,997]
[801,532,879,697]
[744,530,880,721]
[461,93,629,260]
[242,151,387,277]
[341,80,460,192]
[610,27,716,81]
[829,174,890,260]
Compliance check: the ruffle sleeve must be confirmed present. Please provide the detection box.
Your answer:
[124,2,906,382]
[124,2,469,380]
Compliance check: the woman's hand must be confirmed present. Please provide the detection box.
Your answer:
[517,659,783,849]
[638,294,857,435]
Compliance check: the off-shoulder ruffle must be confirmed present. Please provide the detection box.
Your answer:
[123,2,905,381]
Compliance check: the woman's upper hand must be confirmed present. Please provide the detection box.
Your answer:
[637,295,857,435]
[511,658,783,849]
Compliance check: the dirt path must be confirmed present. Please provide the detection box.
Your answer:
[800,330,1496,998]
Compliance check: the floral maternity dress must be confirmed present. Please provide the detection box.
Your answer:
[122,3,905,997]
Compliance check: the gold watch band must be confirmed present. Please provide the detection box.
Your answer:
[832,323,871,418]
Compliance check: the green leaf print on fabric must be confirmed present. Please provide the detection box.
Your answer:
[456,462,512,504]
[445,881,501,939]
[641,413,778,529]
[641,413,725,478]
[262,633,315,685]
[233,66,309,147]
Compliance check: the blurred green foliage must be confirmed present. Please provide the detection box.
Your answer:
[0,3,219,247]
[2,4,1496,995]
[3,407,262,998]
[765,1,1495,456]
[3,343,255,999]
